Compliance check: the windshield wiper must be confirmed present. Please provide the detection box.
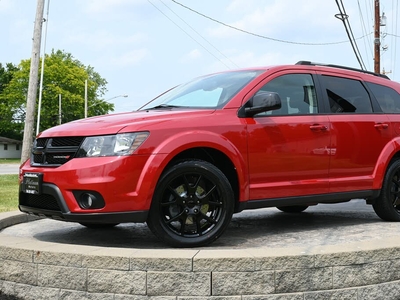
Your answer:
[145,104,182,110]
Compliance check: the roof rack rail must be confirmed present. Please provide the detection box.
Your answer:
[295,61,390,80]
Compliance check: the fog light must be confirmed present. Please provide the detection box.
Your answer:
[73,190,105,209]
[80,193,95,209]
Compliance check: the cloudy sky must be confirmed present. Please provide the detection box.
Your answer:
[0,0,399,113]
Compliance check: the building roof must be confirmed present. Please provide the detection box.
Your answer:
[0,137,22,144]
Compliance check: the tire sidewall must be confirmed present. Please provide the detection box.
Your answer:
[147,160,234,247]
[374,159,400,221]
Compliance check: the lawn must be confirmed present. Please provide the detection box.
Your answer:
[0,158,20,164]
[0,174,19,212]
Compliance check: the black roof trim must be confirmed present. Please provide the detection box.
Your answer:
[295,61,390,80]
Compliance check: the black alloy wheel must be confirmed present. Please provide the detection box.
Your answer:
[147,160,234,247]
[373,159,400,221]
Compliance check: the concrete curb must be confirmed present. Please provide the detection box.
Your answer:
[1,211,400,299]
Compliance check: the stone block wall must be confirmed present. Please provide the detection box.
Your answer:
[1,212,400,299]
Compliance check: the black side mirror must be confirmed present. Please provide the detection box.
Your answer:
[239,91,282,118]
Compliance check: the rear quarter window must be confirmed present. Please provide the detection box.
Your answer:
[366,82,400,113]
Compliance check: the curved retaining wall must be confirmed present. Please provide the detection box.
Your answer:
[1,211,400,299]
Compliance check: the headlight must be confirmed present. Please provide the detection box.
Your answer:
[76,132,149,157]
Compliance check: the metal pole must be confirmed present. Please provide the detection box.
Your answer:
[21,0,45,164]
[84,79,88,118]
[36,0,50,135]
[59,94,62,125]
[374,0,380,74]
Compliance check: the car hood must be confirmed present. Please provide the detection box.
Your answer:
[37,109,215,138]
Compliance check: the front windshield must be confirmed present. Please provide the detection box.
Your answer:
[139,70,264,110]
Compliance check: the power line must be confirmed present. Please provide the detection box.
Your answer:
[391,0,399,77]
[357,0,373,70]
[147,0,232,69]
[158,0,239,68]
[171,0,363,46]
[335,0,367,70]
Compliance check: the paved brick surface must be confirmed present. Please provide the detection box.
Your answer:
[0,199,394,250]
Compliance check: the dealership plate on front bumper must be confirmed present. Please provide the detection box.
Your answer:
[22,173,43,195]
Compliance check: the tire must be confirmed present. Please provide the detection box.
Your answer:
[146,160,234,247]
[277,205,309,213]
[79,223,119,229]
[373,159,400,221]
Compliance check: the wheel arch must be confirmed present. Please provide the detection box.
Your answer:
[372,137,400,189]
[137,131,248,212]
[165,147,242,212]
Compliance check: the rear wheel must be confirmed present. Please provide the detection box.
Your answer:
[277,205,309,213]
[373,159,400,221]
[147,160,234,247]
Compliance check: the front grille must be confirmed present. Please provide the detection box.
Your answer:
[51,137,83,147]
[19,193,61,211]
[31,137,85,167]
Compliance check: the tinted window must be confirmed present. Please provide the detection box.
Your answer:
[256,74,318,116]
[366,82,400,113]
[321,76,372,113]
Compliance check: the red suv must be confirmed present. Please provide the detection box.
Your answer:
[19,61,400,247]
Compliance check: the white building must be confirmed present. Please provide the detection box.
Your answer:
[0,137,22,159]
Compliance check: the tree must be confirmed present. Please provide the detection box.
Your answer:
[0,49,112,137]
[0,63,21,140]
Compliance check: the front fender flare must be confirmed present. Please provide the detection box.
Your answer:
[136,130,249,210]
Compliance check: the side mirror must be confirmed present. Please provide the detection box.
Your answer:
[239,91,282,117]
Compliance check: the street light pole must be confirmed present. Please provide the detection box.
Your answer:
[36,0,50,135]
[84,79,88,118]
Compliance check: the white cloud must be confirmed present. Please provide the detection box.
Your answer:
[109,48,149,67]
[0,0,13,12]
[226,0,258,13]
[181,49,202,63]
[82,0,145,14]
[64,31,147,50]
[208,0,346,42]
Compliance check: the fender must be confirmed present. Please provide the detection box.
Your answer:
[372,137,400,189]
[133,130,249,209]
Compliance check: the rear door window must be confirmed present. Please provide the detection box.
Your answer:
[320,76,373,113]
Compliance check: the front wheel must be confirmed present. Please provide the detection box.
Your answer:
[147,160,234,247]
[373,159,400,221]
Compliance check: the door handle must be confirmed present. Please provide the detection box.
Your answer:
[374,123,389,130]
[310,124,328,131]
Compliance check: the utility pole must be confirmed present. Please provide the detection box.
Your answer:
[21,0,45,164]
[374,0,380,74]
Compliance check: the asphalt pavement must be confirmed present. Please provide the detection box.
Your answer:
[0,164,19,175]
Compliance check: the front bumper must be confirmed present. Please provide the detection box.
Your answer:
[18,154,158,223]
[19,182,148,223]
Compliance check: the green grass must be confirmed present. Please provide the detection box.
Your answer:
[0,158,20,164]
[0,175,19,212]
